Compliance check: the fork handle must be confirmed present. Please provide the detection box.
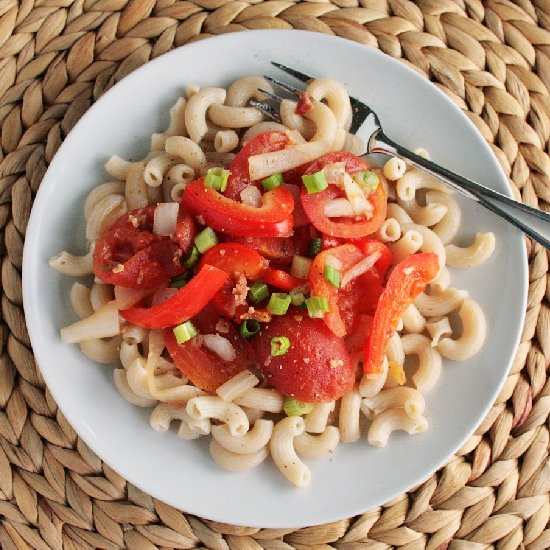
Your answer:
[369,130,550,250]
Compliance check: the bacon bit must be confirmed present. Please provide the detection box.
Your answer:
[112,263,125,273]
[303,358,310,364]
[215,318,231,334]
[240,309,272,323]
[329,359,344,369]
[232,274,249,307]
[295,92,314,116]
[128,215,139,228]
[293,315,303,322]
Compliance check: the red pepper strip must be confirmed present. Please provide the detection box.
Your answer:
[363,253,439,374]
[198,243,267,280]
[121,264,229,329]
[263,268,305,291]
[183,179,294,238]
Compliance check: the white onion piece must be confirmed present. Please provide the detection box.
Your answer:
[152,287,178,305]
[153,202,179,236]
[324,254,343,271]
[343,173,371,215]
[114,286,151,309]
[61,301,120,343]
[240,185,262,207]
[200,334,236,362]
[324,198,355,217]
[341,252,381,288]
[323,162,346,186]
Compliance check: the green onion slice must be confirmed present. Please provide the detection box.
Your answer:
[173,320,198,344]
[194,227,218,253]
[302,171,328,194]
[169,273,187,289]
[354,170,380,191]
[305,296,329,318]
[324,264,341,288]
[283,396,314,416]
[271,336,290,356]
[184,245,200,268]
[267,293,291,315]
[248,280,269,304]
[240,319,260,339]
[205,167,230,192]
[308,237,322,257]
[262,172,283,191]
[289,288,306,306]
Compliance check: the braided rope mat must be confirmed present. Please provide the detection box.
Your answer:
[1,0,550,548]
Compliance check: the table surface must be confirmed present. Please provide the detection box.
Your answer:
[1,1,549,548]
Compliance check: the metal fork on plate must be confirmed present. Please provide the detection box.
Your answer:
[251,62,550,250]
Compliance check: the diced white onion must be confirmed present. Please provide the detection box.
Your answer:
[61,300,120,343]
[343,172,371,215]
[324,198,355,217]
[114,286,151,309]
[151,287,178,305]
[341,252,382,288]
[324,254,343,271]
[290,255,312,279]
[323,162,346,186]
[153,202,179,236]
[200,334,236,362]
[240,185,262,207]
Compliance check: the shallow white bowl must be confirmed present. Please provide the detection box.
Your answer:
[23,30,527,528]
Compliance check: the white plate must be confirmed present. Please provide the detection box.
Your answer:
[23,30,527,528]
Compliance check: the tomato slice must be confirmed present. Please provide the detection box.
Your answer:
[225,131,291,200]
[364,253,439,374]
[301,152,387,238]
[198,243,266,279]
[233,236,296,265]
[309,244,364,337]
[164,306,255,392]
[263,268,305,291]
[93,207,185,289]
[174,204,198,254]
[121,264,229,329]
[253,309,355,402]
[183,179,294,238]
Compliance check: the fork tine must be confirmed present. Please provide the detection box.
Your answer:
[264,76,303,97]
[249,99,281,123]
[271,62,312,84]
[258,88,285,102]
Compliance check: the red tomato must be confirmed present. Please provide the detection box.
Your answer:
[253,311,354,402]
[174,205,198,254]
[364,253,439,374]
[309,244,364,338]
[263,268,305,291]
[233,236,297,265]
[93,207,185,289]
[301,152,387,238]
[225,131,291,200]
[198,243,266,279]
[183,179,294,238]
[164,305,255,392]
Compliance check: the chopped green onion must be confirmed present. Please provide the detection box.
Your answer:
[262,172,283,191]
[240,319,260,339]
[173,320,198,344]
[324,265,341,288]
[283,396,314,416]
[305,296,329,318]
[248,280,269,304]
[354,170,380,191]
[267,293,291,315]
[308,237,322,257]
[302,171,328,194]
[205,167,230,192]
[290,255,312,279]
[194,227,218,253]
[271,336,290,356]
[184,245,200,268]
[289,288,306,306]
[169,273,187,289]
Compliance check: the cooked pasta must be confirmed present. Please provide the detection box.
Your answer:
[50,75,495,488]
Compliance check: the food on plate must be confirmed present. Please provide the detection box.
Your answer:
[49,76,495,487]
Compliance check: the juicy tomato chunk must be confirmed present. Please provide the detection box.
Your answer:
[301,152,387,239]
[164,306,255,392]
[198,243,267,279]
[93,207,185,289]
[225,131,291,200]
[309,244,364,337]
[263,268,305,291]
[174,205,198,254]
[253,310,355,402]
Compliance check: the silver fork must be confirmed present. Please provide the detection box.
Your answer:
[251,62,550,250]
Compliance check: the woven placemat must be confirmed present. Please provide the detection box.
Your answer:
[1,0,549,548]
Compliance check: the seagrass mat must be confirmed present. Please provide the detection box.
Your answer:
[1,0,550,548]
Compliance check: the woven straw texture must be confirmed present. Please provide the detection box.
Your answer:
[1,0,550,548]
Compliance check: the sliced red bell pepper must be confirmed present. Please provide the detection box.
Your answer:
[363,253,439,374]
[198,243,266,280]
[183,179,294,238]
[263,268,305,291]
[121,264,229,329]
[225,131,291,200]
